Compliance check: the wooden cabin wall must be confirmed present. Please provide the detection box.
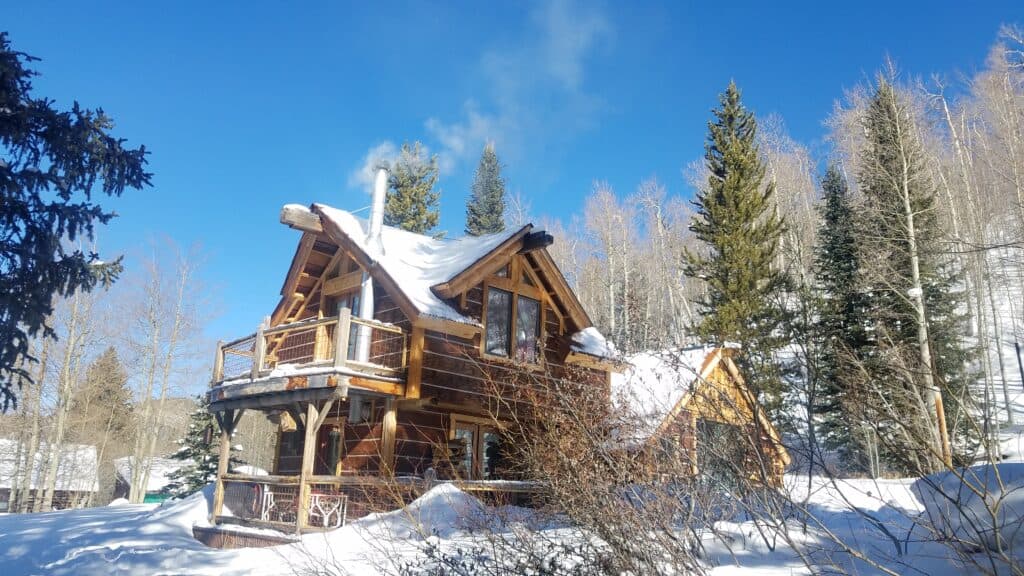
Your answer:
[273,399,384,476]
[372,287,411,330]
[393,407,447,476]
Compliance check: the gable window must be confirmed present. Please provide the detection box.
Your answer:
[485,287,541,363]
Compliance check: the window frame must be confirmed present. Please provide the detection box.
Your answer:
[449,414,506,480]
[480,256,547,368]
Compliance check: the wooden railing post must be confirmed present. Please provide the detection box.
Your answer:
[334,308,351,369]
[252,317,268,379]
[212,340,224,386]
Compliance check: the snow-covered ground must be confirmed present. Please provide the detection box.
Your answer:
[2,457,1023,575]
[5,379,1024,574]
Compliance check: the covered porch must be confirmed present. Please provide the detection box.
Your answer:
[206,308,537,536]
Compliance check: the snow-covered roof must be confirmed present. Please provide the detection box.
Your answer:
[571,326,617,359]
[314,204,517,324]
[0,439,98,492]
[610,346,718,441]
[114,456,185,493]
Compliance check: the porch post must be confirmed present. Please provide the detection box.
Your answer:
[210,408,243,524]
[381,398,397,474]
[296,401,320,534]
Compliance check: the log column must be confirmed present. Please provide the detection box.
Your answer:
[295,397,336,534]
[211,408,244,524]
[381,398,397,474]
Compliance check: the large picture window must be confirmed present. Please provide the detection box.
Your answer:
[485,287,541,363]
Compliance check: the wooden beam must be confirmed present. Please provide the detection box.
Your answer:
[280,204,324,233]
[273,233,316,325]
[209,385,347,413]
[431,226,533,298]
[323,271,363,297]
[413,316,481,340]
[405,326,425,399]
[532,249,592,330]
[517,230,554,254]
[350,376,405,397]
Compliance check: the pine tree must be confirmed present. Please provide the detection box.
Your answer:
[163,395,241,498]
[684,81,791,414]
[0,33,151,410]
[855,79,977,473]
[385,141,441,235]
[465,142,507,236]
[812,166,872,470]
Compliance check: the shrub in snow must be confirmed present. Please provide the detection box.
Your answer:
[912,463,1024,555]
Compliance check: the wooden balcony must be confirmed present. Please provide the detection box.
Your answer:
[211,308,407,385]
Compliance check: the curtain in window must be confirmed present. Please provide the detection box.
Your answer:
[515,296,540,363]
[485,288,512,356]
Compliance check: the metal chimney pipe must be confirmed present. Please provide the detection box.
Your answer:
[366,167,387,254]
[356,167,388,362]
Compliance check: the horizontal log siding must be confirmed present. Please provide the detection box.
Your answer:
[393,407,448,476]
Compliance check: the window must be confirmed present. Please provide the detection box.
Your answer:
[483,258,544,364]
[515,296,540,364]
[696,419,751,490]
[451,417,506,480]
[485,288,512,357]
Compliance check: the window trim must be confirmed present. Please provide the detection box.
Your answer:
[449,414,506,480]
[480,256,546,367]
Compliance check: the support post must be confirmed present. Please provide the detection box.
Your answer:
[210,408,243,524]
[296,402,320,534]
[406,326,425,399]
[381,399,397,474]
[335,307,351,368]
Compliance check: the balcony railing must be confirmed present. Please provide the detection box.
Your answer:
[211,308,407,384]
[216,472,539,533]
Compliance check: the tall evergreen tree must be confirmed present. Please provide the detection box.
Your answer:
[465,142,507,236]
[684,81,791,414]
[0,33,151,410]
[385,141,441,235]
[69,347,134,505]
[163,395,241,498]
[855,79,976,473]
[812,166,872,470]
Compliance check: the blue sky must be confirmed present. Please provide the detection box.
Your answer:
[5,0,1021,350]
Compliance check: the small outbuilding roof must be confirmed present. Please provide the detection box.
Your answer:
[114,456,185,494]
[0,439,98,493]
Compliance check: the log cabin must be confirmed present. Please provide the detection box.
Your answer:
[611,346,790,487]
[203,168,788,540]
